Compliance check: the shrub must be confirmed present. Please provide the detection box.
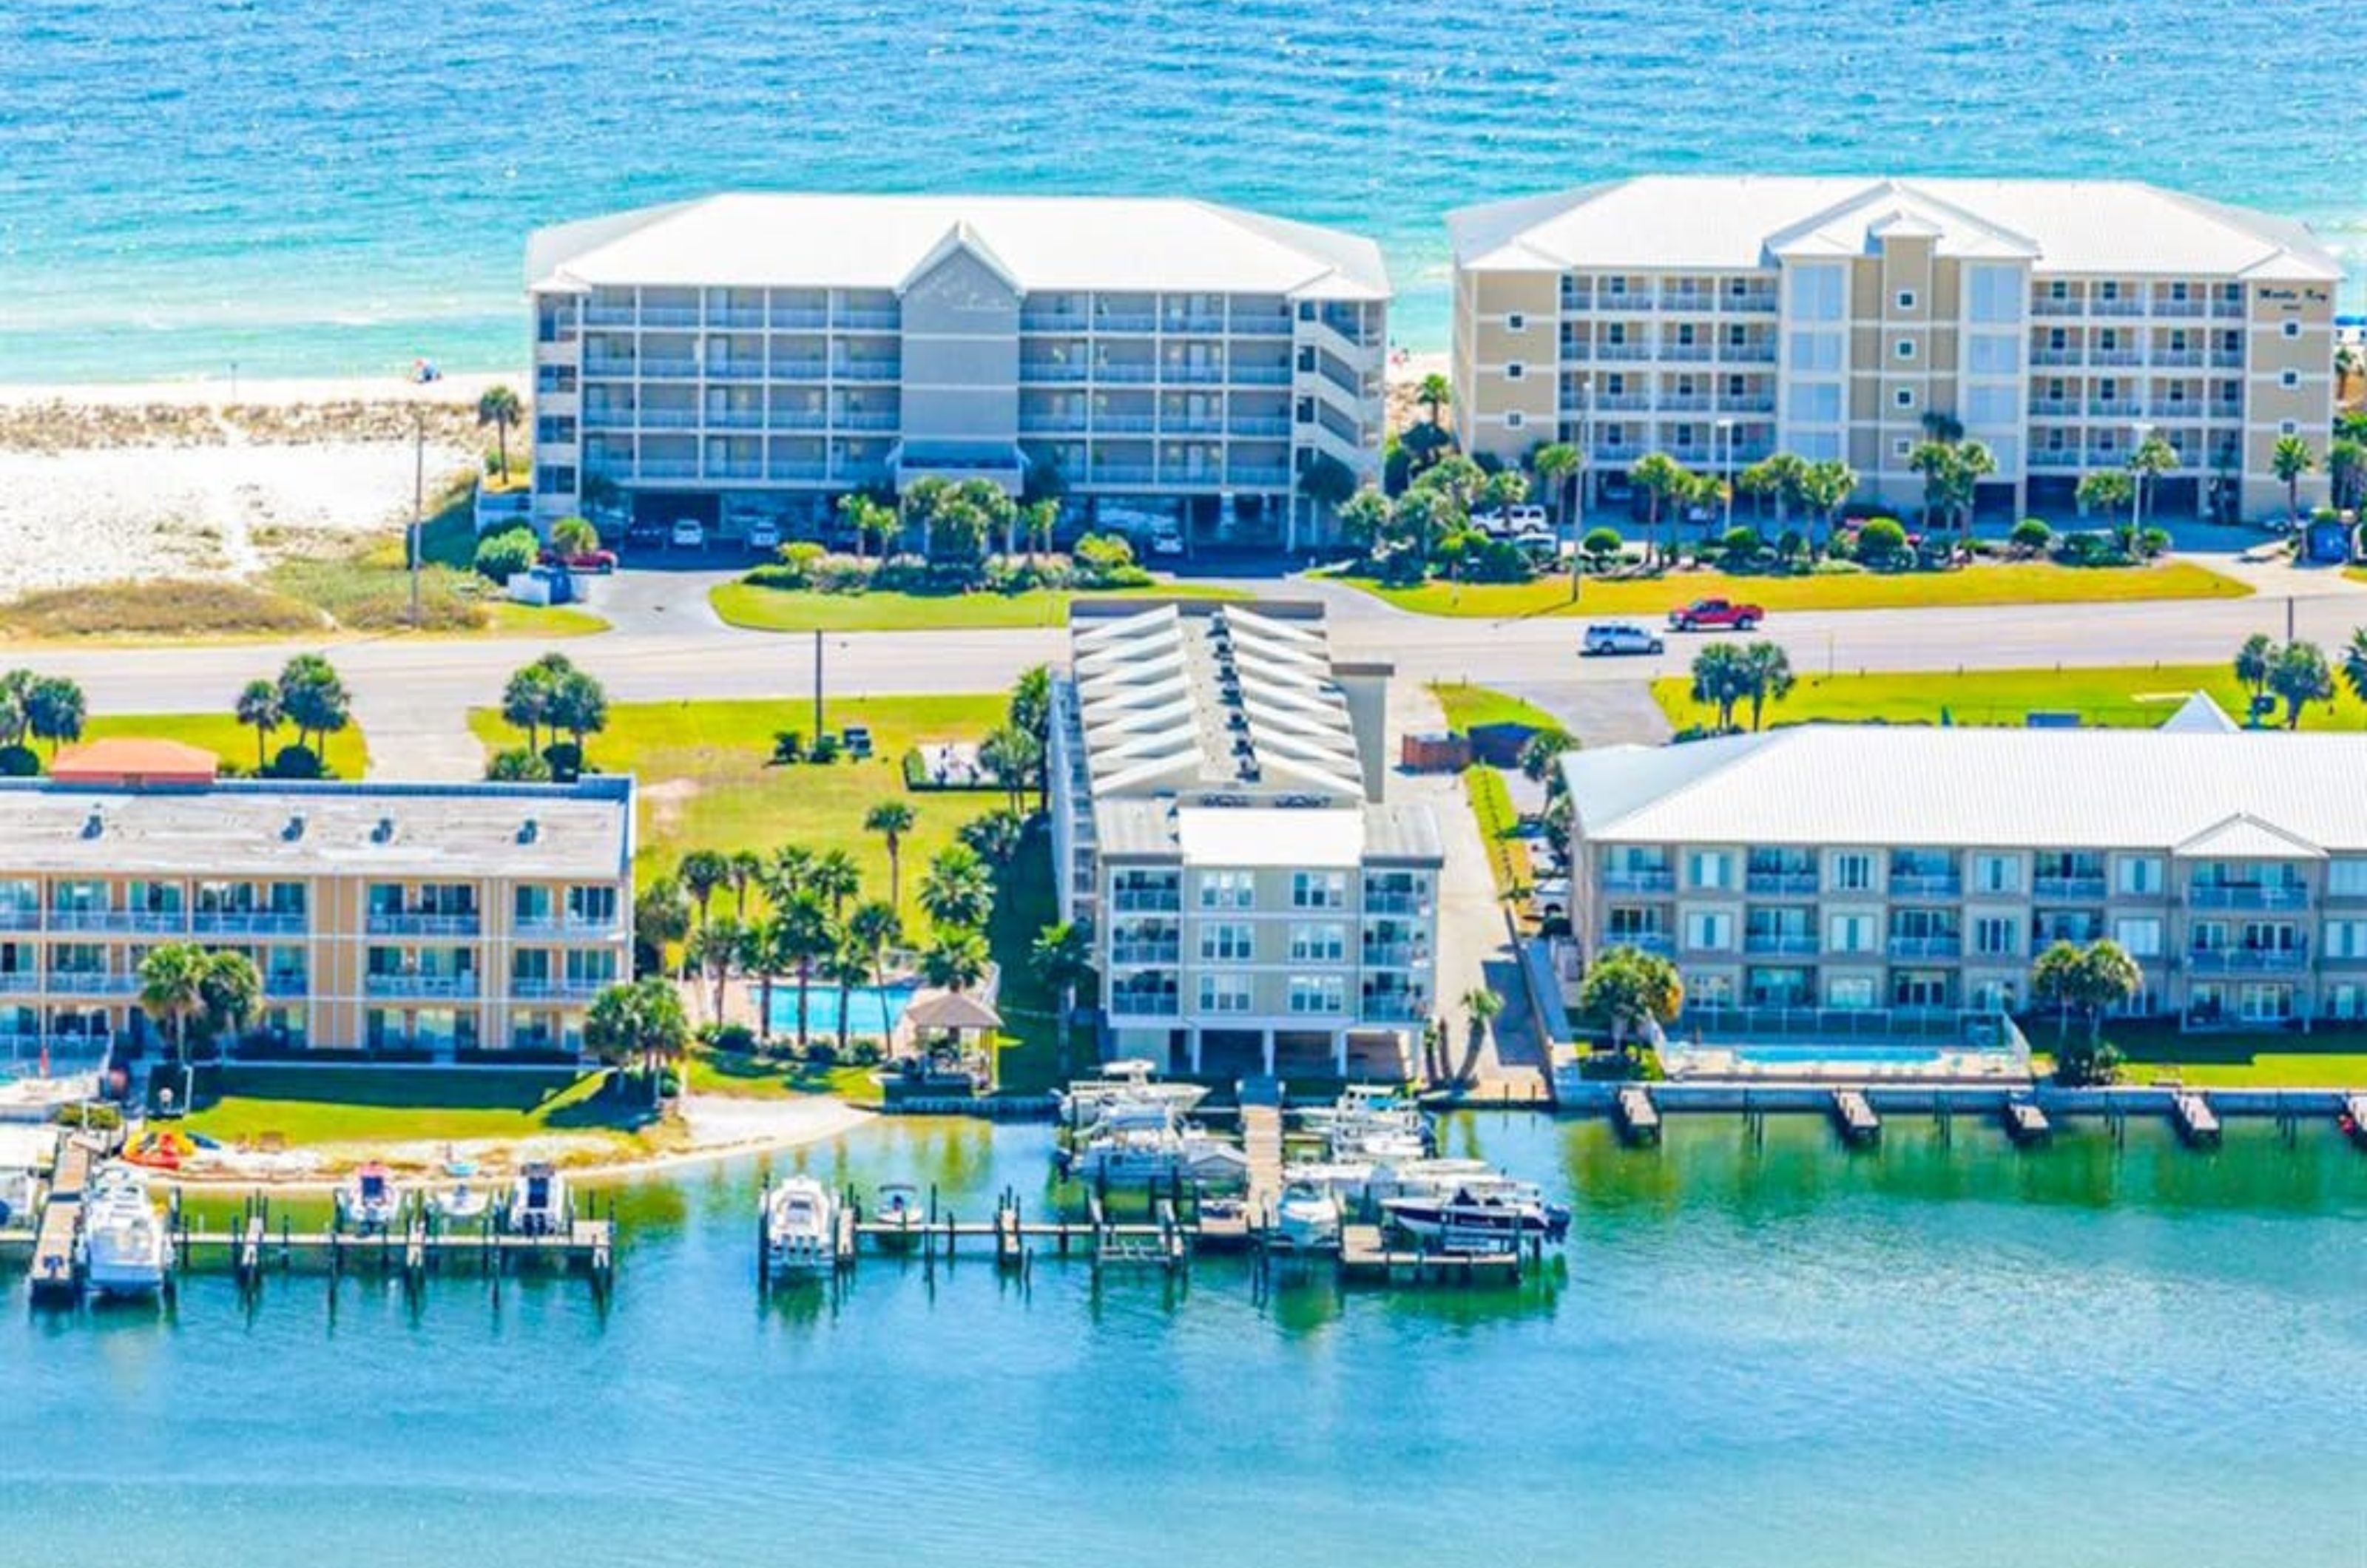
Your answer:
[767,540,826,588]
[1465,538,1536,583]
[809,733,840,765]
[712,1022,757,1054]
[267,743,323,780]
[1856,517,1909,566]
[2010,517,2054,555]
[2138,526,2171,559]
[485,746,551,783]
[1581,525,1624,561]
[811,552,873,595]
[473,526,539,584]
[1073,531,1137,585]
[0,743,37,777]
[772,729,805,765]
[541,741,583,782]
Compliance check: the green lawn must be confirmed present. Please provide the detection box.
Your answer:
[180,1066,645,1148]
[1427,683,1551,900]
[1429,681,1567,735]
[709,580,1248,632]
[2028,1021,2367,1089]
[1345,560,2249,620]
[683,1049,881,1104]
[1651,663,2367,733]
[85,712,371,779]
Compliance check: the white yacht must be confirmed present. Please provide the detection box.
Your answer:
[0,1124,53,1227]
[1270,1179,1343,1251]
[81,1164,173,1297]
[337,1161,403,1232]
[1381,1186,1572,1251]
[1063,1114,1249,1186]
[507,1161,569,1236]
[1058,1060,1209,1129]
[1303,1087,1433,1162]
[765,1175,840,1275]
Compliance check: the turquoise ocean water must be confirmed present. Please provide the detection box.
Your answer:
[4,1113,2364,1567]
[2,0,2362,382]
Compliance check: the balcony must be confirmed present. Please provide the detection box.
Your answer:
[1609,933,1674,956]
[1161,417,1225,435]
[1719,293,1778,314]
[1020,312,1088,333]
[1162,314,1225,334]
[2090,350,2141,368]
[2209,351,2245,368]
[772,359,828,379]
[2030,299,2082,317]
[1228,417,1291,437]
[1361,995,1428,1023]
[771,308,828,330]
[584,305,638,326]
[1601,868,1675,894]
[2030,348,2081,367]
[1095,314,1159,334]
[48,909,187,934]
[1885,936,1964,959]
[513,914,624,938]
[1660,343,1715,362]
[1361,942,1429,969]
[837,362,902,382]
[1721,344,1777,363]
[1657,394,1712,413]
[1742,933,1818,956]
[1109,991,1181,1019]
[2152,298,2205,318]
[2033,875,2106,900]
[2090,298,2144,317]
[508,977,607,1001]
[1092,464,1157,484]
[1232,365,1294,385]
[265,973,308,997]
[47,973,138,995]
[1745,870,1819,896]
[366,912,483,937]
[1110,888,1182,913]
[708,363,768,382]
[641,359,700,379]
[770,410,828,430]
[2187,883,2310,910]
[1232,317,1294,337]
[1108,941,1181,967]
[832,310,901,331]
[1595,344,1655,362]
[1658,292,1715,314]
[1229,466,1291,488]
[1887,873,1961,897]
[2088,400,2141,419]
[1363,891,1431,916]
[365,973,483,999]
[2185,947,2307,974]
[640,307,700,327]
[636,459,699,479]
[2150,350,2203,368]
[709,308,767,328]
[191,910,307,936]
[704,409,765,429]
[0,973,38,995]
[837,411,900,432]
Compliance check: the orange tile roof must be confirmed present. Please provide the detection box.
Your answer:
[49,737,220,783]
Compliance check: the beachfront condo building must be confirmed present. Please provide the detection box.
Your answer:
[1448,176,2342,521]
[524,194,1390,551]
[1559,718,2367,1042]
[0,743,635,1070]
[1047,601,1442,1080]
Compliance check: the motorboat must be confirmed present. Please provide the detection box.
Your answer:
[1270,1179,1343,1251]
[81,1163,173,1297]
[1063,1115,1249,1186]
[337,1160,402,1232]
[1381,1186,1572,1252]
[872,1181,922,1251]
[765,1175,840,1275]
[1057,1059,1209,1129]
[1303,1086,1433,1161]
[0,1123,53,1227]
[507,1161,569,1237]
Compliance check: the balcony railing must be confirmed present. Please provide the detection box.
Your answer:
[47,973,138,995]
[1361,943,1429,968]
[1601,869,1675,894]
[1108,942,1182,967]
[1885,871,1960,899]
[49,909,188,934]
[1745,871,1819,896]
[508,977,608,1001]
[2152,298,2205,318]
[192,910,308,936]
[2033,876,2107,900]
[1363,891,1430,916]
[641,359,700,379]
[2185,947,2307,973]
[1110,888,1182,913]
[265,973,308,997]
[1608,933,1674,956]
[1232,317,1294,337]
[366,912,483,936]
[1232,365,1294,386]
[837,362,902,382]
[0,973,39,995]
[1742,933,1818,956]
[832,310,902,331]
[1885,936,1964,959]
[1361,996,1428,1023]
[365,973,483,999]
[2090,298,2144,317]
[1109,993,1181,1018]
[2187,884,2310,910]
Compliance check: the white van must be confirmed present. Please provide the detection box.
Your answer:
[1473,504,1549,535]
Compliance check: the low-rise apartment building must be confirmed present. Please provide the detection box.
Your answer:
[0,769,635,1068]
[1560,725,2367,1036]
[1048,600,1442,1078]
[1448,176,2341,521]
[525,194,1389,551]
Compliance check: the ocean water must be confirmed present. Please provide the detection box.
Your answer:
[1,0,2362,382]
[3,1112,2364,1567]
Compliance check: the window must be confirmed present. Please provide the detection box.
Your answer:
[1198,973,1253,1014]
[2099,281,2121,302]
[1829,852,1874,893]
[2280,369,2300,388]
[1968,334,2021,375]
[2116,856,2163,896]
[1827,976,1877,1010]
[1895,338,1917,361]
[1287,974,1346,1016]
[1971,854,2020,894]
[2281,419,2299,436]
[1787,331,1843,373]
[2324,921,2367,959]
[2098,329,2119,352]
[1894,388,1914,408]
[1199,922,1255,962]
[1287,924,1346,962]
[1969,266,2023,322]
[1198,871,1256,910]
[1787,264,1845,322]
[1896,289,1917,311]
[2329,859,2367,898]
[1686,851,1732,890]
[1793,383,1841,423]
[1827,913,1874,953]
[1967,385,2016,425]
[1607,276,1629,298]
[1505,362,1525,380]
[1894,439,1913,458]
[1505,410,1524,429]
[2282,320,2300,339]
[1973,916,2019,958]
[1683,911,1734,951]
[1506,312,1527,332]
[2112,916,2163,959]
[1290,871,1345,910]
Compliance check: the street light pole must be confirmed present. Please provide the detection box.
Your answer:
[1570,374,1593,604]
[2131,418,2153,548]
[1716,416,1735,535]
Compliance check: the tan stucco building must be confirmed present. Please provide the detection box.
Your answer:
[1448,176,2342,521]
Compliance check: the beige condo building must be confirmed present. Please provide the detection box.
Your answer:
[526,194,1389,551]
[1448,176,2342,521]
[0,760,635,1070]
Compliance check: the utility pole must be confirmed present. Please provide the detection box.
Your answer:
[813,628,825,744]
[1569,375,1592,605]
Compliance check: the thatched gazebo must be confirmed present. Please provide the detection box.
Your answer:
[895,988,1004,1092]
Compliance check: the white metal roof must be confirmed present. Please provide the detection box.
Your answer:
[529,193,1391,301]
[0,778,635,881]
[1449,175,2343,282]
[1093,797,1443,866]
[1561,727,2367,854]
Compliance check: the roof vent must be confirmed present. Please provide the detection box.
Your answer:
[371,817,396,844]
[519,817,540,845]
[283,813,305,842]
[81,810,104,840]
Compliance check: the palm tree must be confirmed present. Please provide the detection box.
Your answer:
[1739,641,1795,730]
[2272,434,2317,521]
[775,893,835,1048]
[745,914,785,1041]
[1415,372,1451,429]
[1795,458,1859,543]
[1456,986,1503,1086]
[2076,468,2136,533]
[1030,919,1095,1034]
[726,849,766,919]
[24,676,84,757]
[807,848,861,919]
[685,915,743,1023]
[824,939,873,1058]
[921,927,990,993]
[2328,439,2366,516]
[1688,641,1753,731]
[138,943,209,1064]
[2341,629,2367,712]
[476,384,524,479]
[847,900,903,990]
[1530,442,1580,527]
[1630,452,1686,564]
[2268,638,2334,729]
[2235,632,2276,706]
[198,950,262,1045]
[500,661,558,752]
[678,849,730,925]
[234,678,283,772]
[864,802,917,910]
[2127,433,2178,533]
[918,843,995,933]
[766,844,815,907]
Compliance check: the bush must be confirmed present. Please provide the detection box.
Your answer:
[712,1023,757,1054]
[473,526,539,584]
[0,743,38,777]
[485,746,552,783]
[772,729,805,765]
[2009,517,2054,555]
[267,743,324,780]
[1581,525,1624,561]
[809,733,840,765]
[541,741,583,782]
[2138,526,2171,559]
[1465,538,1536,583]
[1856,518,1909,566]
[1073,531,1149,589]
[811,552,873,595]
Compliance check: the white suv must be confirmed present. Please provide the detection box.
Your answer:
[1581,621,1665,657]
[1473,504,1549,535]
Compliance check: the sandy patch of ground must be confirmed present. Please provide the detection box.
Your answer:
[1386,350,1451,437]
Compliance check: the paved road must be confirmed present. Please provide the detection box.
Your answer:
[29,555,2366,777]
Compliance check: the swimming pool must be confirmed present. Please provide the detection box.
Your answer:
[765,983,916,1041]
[1729,1044,1948,1067]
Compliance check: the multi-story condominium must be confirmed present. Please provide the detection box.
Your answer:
[0,754,635,1069]
[1047,600,1442,1079]
[1559,723,2367,1039]
[1448,176,2341,521]
[525,194,1390,550]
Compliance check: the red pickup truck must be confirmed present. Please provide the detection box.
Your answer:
[1667,597,1763,632]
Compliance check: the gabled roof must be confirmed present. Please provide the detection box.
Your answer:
[1448,175,2343,280]
[2171,814,2324,861]
[528,193,1391,300]
[900,220,1022,296]
[2158,692,2240,734]
[50,737,217,783]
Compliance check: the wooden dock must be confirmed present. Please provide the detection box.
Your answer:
[186,1192,615,1299]
[1238,1077,1286,1226]
[2002,1099,2052,1146]
[1613,1086,1663,1146]
[1830,1088,1881,1146]
[2171,1091,2223,1147]
[27,1137,95,1303]
[1337,1223,1521,1285]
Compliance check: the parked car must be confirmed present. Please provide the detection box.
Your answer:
[1667,597,1763,632]
[1147,518,1185,557]
[1581,621,1665,657]
[746,518,782,552]
[1509,528,1562,560]
[624,518,667,549]
[538,545,618,574]
[669,518,708,550]
[1473,504,1550,535]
